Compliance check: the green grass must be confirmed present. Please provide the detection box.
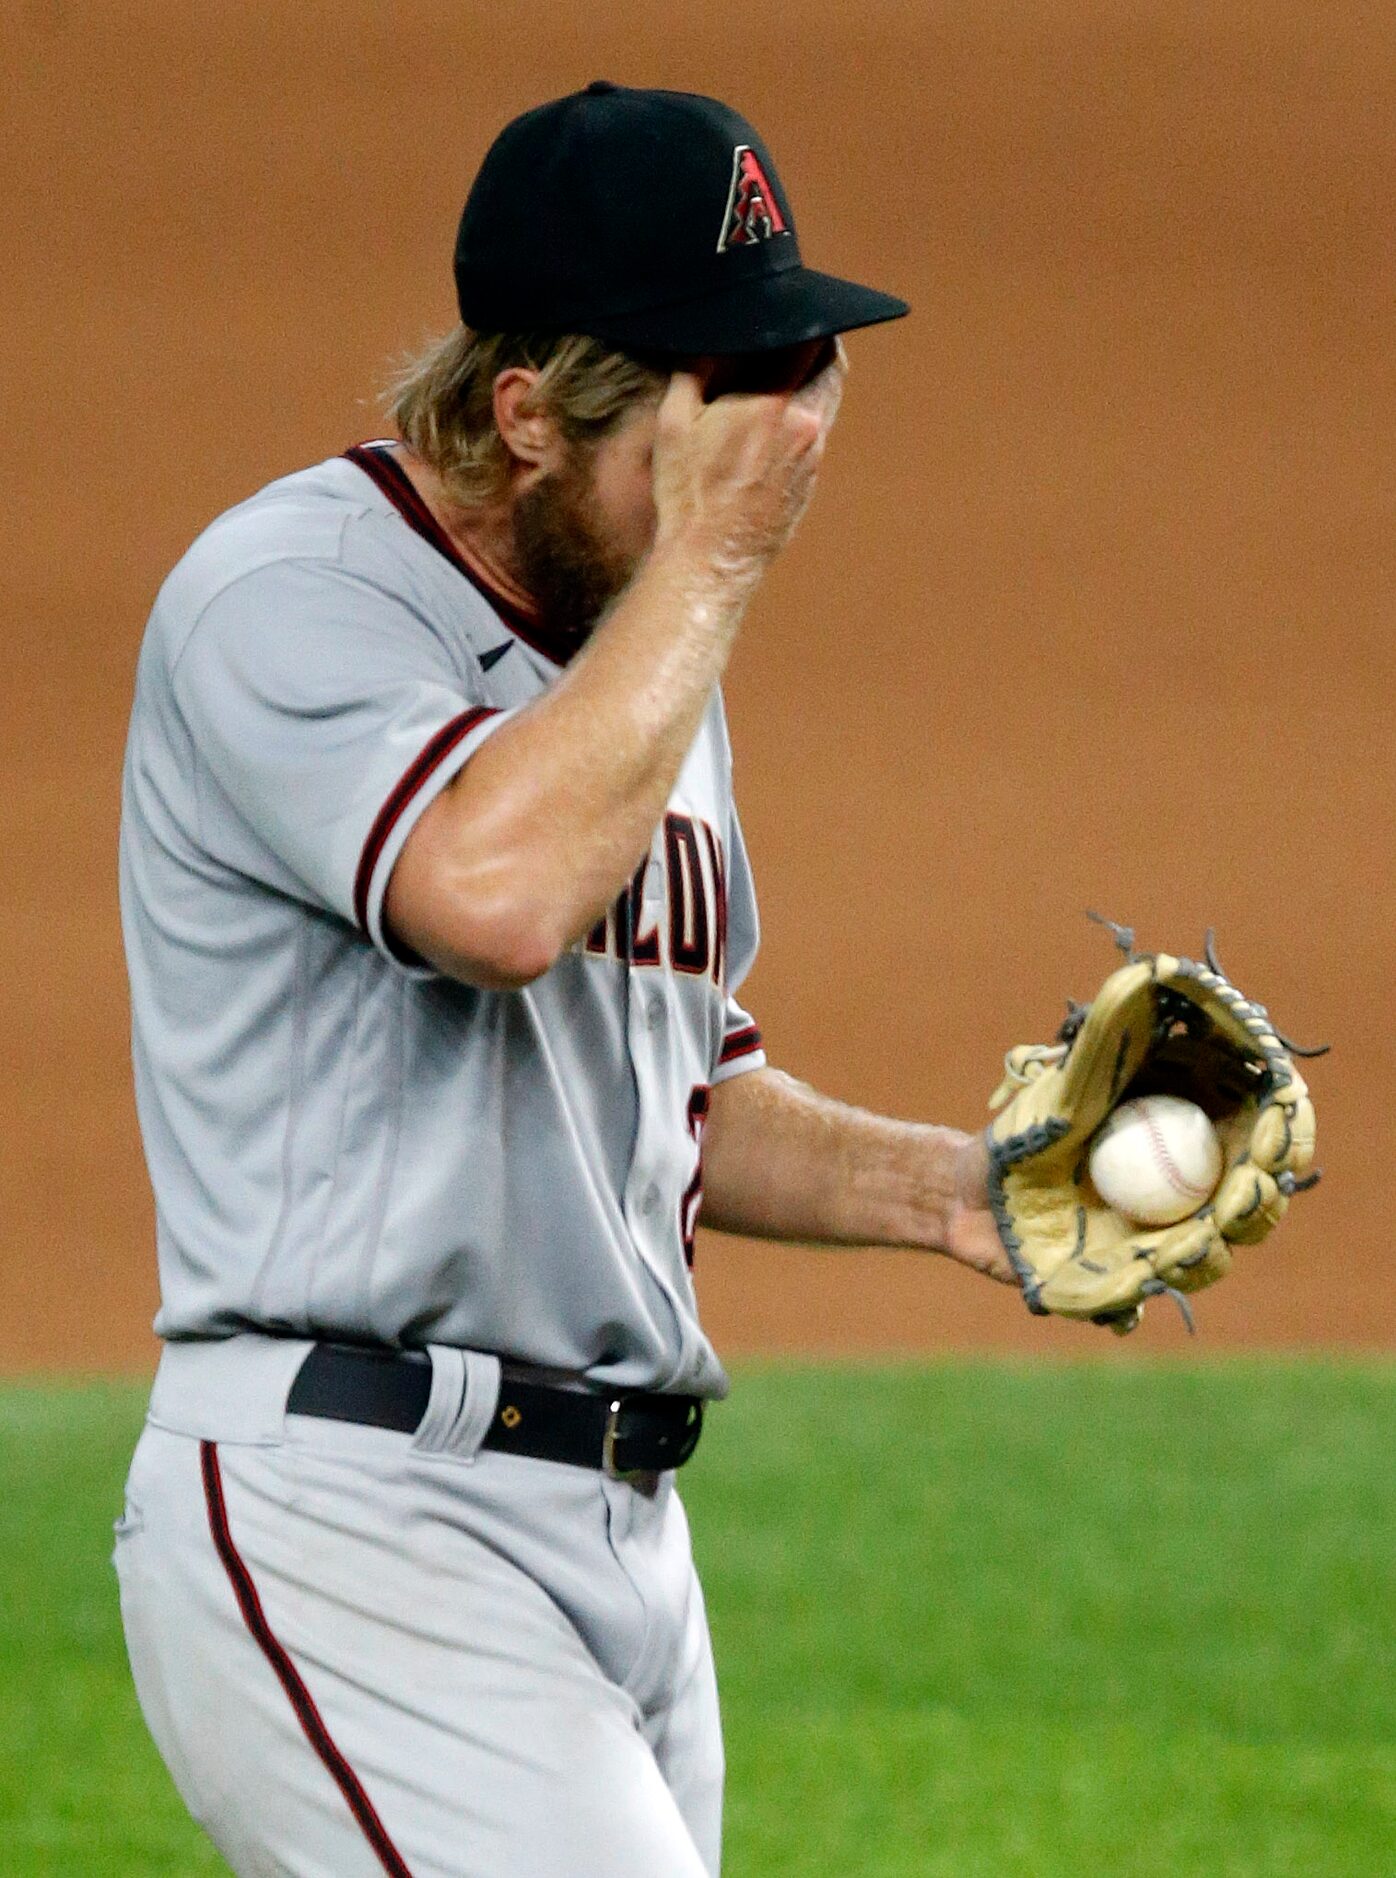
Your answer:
[686,1362,1396,1876]
[2,1363,1393,1874]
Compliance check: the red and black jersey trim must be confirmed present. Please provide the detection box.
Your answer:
[342,442,584,668]
[199,1442,415,1878]
[718,1023,763,1066]
[352,706,498,939]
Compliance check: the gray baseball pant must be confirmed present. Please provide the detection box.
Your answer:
[113,1338,723,1877]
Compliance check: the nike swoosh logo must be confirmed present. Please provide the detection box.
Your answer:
[479,640,514,672]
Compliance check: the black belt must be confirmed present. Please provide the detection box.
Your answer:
[286,1343,704,1477]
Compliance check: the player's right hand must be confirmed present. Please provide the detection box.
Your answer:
[650,340,847,580]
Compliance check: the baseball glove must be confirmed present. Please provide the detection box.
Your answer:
[986,919,1324,1334]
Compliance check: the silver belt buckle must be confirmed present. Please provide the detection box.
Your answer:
[603,1395,674,1496]
[602,1396,628,1480]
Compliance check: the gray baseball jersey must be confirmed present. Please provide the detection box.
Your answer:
[119,440,766,1401]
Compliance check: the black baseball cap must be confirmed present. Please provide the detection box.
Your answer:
[454,81,909,355]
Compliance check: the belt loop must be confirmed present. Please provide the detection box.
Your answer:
[410,1347,501,1462]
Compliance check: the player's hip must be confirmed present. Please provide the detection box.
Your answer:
[127,1334,706,1695]
[114,1421,720,1875]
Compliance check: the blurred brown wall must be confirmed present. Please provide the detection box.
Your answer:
[2,1,1391,1371]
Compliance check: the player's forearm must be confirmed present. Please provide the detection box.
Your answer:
[387,539,751,985]
[388,360,843,988]
[700,1066,973,1256]
[472,536,754,925]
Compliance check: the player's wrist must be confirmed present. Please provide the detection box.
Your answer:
[592,537,757,671]
[914,1126,982,1254]
[858,1120,978,1257]
[644,525,768,610]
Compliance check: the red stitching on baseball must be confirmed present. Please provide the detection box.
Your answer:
[1140,1104,1212,1198]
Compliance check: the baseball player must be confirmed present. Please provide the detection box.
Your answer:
[115,82,1014,1877]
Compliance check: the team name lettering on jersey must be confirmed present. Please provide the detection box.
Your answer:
[584,814,728,985]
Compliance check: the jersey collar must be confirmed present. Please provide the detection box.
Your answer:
[343,442,582,667]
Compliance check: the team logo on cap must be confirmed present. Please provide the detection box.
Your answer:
[716,144,789,253]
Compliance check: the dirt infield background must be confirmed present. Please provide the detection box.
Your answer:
[3,2,1390,1371]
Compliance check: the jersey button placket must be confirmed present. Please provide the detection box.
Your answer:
[621,873,661,1241]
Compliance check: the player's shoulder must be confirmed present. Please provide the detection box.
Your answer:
[146,446,502,676]
[146,454,376,652]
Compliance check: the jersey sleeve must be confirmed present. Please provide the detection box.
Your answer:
[170,558,514,967]
[711,805,767,1084]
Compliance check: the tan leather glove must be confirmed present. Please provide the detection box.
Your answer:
[986,926,1322,1333]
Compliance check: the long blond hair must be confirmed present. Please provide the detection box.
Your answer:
[388,326,665,506]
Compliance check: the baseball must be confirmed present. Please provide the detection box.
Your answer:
[1088,1095,1223,1227]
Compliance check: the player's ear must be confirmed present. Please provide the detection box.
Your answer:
[493,369,561,471]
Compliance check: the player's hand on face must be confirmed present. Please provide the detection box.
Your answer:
[650,337,848,578]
